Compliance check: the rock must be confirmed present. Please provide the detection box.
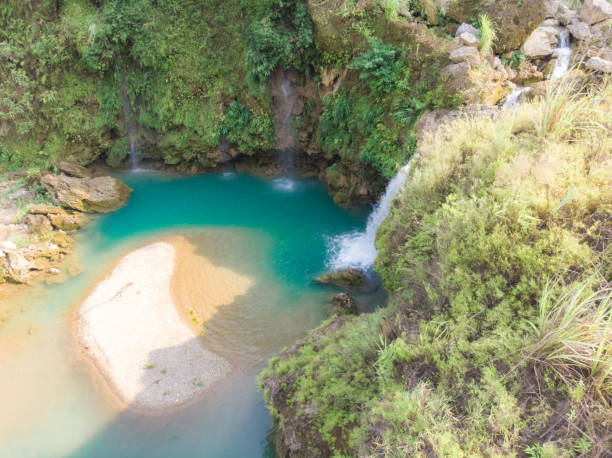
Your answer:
[41,174,132,213]
[0,249,5,258]
[315,268,368,288]
[6,250,31,283]
[601,49,612,61]
[0,241,17,251]
[580,0,612,25]
[585,56,612,72]
[558,4,579,25]
[48,267,60,275]
[447,0,548,54]
[542,18,561,27]
[441,61,471,89]
[329,292,357,315]
[57,162,93,178]
[449,46,481,67]
[457,32,479,47]
[522,26,560,58]
[24,214,53,235]
[52,232,70,248]
[28,205,67,216]
[568,21,593,40]
[48,213,86,231]
[456,23,479,37]
[545,0,561,18]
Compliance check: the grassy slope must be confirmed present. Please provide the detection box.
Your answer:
[261,81,612,456]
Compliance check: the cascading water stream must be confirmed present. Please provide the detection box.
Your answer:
[327,158,415,272]
[551,32,572,80]
[503,86,532,109]
[117,67,140,170]
[274,71,299,170]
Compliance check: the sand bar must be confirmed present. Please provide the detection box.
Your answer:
[78,240,247,409]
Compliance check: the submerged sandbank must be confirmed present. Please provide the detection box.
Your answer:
[78,238,253,409]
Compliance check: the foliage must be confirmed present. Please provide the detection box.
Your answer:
[349,38,402,95]
[262,81,612,456]
[478,13,497,56]
[220,101,276,155]
[243,0,316,86]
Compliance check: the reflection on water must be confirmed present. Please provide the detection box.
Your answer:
[0,172,382,457]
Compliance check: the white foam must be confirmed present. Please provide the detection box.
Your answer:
[327,160,414,271]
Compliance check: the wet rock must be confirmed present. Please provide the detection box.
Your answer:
[24,214,53,235]
[48,213,86,231]
[329,292,357,316]
[315,268,368,288]
[41,174,132,213]
[585,56,612,72]
[568,21,593,41]
[522,26,560,58]
[450,46,481,67]
[57,162,93,178]
[580,0,612,25]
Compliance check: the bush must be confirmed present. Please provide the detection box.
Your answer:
[349,38,403,94]
[220,101,276,154]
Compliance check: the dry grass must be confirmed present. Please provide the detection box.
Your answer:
[526,283,612,402]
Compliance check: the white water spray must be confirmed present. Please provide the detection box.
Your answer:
[327,159,415,271]
[551,32,572,80]
[503,86,531,109]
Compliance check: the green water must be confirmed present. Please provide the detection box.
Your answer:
[0,172,382,457]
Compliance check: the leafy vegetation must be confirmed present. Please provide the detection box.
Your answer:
[261,81,612,456]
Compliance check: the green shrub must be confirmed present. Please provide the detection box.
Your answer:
[349,38,403,94]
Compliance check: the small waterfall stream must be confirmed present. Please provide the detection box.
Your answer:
[273,70,298,173]
[503,86,532,109]
[327,159,415,271]
[117,68,140,170]
[551,32,572,80]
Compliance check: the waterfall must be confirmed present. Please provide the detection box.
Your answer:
[503,86,531,109]
[274,70,298,172]
[327,159,415,272]
[551,32,572,80]
[117,68,139,170]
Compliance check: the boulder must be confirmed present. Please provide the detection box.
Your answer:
[0,241,17,251]
[558,4,580,25]
[48,213,86,231]
[41,174,132,213]
[6,250,31,283]
[315,268,368,288]
[442,62,471,89]
[48,267,60,275]
[568,21,593,40]
[446,0,548,54]
[24,214,53,235]
[585,56,612,72]
[522,26,560,58]
[329,292,357,316]
[580,0,612,25]
[449,46,481,67]
[57,162,93,178]
[456,23,479,37]
[457,32,479,47]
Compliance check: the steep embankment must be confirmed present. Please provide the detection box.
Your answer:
[261,82,612,456]
[1,0,553,203]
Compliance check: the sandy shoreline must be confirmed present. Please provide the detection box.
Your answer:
[77,238,252,409]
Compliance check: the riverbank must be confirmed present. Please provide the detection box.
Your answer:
[77,237,255,409]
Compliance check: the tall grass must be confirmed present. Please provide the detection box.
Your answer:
[525,282,612,400]
[478,14,497,56]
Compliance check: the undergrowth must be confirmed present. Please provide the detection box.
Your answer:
[261,80,612,456]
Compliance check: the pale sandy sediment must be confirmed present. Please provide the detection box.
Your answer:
[78,239,251,409]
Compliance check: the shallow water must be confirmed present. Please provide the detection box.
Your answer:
[0,172,382,457]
